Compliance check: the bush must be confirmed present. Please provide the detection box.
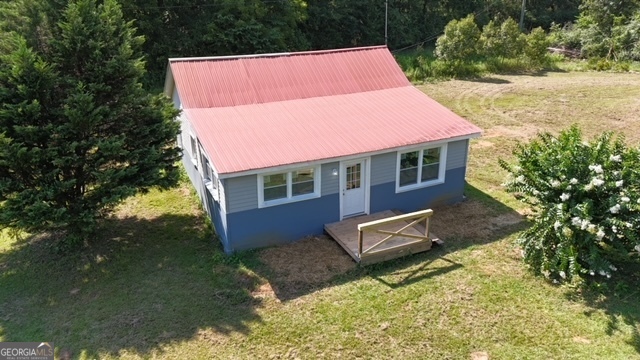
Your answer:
[435,14,481,62]
[500,126,640,282]
[524,27,551,66]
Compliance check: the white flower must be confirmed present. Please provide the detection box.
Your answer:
[589,270,595,276]
[607,274,611,279]
[616,180,624,187]
[599,270,606,276]
[610,154,621,162]
[612,225,618,233]
[589,164,603,174]
[571,217,582,227]
[562,227,573,237]
[569,178,578,185]
[580,219,590,230]
[613,171,620,176]
[591,178,605,187]
[596,229,605,240]
[554,221,562,230]
[637,198,640,204]
[635,244,640,253]
[587,224,597,234]
[621,197,630,203]
[557,203,564,210]
[559,271,566,279]
[610,204,621,214]
[626,222,633,228]
[560,193,570,202]
[585,183,594,191]
[551,180,562,188]
[516,175,525,183]
[609,265,617,271]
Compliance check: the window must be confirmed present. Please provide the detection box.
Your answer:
[189,135,198,167]
[199,144,218,200]
[259,167,320,207]
[396,145,446,192]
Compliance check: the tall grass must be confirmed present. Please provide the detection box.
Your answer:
[394,49,559,82]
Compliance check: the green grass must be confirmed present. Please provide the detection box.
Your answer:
[2,72,640,359]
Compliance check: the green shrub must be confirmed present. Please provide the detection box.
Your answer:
[524,27,551,67]
[500,126,640,282]
[435,14,481,62]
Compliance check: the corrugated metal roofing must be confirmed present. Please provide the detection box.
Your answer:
[186,86,481,174]
[169,46,410,108]
[167,46,481,175]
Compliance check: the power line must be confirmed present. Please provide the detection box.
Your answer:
[390,7,491,53]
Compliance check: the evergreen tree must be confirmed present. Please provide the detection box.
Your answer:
[0,0,181,246]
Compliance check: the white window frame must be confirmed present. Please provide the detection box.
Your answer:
[395,143,447,193]
[257,166,321,208]
[189,135,198,168]
[199,144,219,201]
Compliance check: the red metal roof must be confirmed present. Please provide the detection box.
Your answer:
[169,46,410,108]
[168,46,481,175]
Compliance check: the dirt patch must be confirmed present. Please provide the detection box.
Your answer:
[259,236,356,291]
[430,199,523,242]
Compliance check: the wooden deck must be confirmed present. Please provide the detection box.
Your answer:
[324,210,440,265]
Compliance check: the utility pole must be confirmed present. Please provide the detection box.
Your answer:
[519,0,526,31]
[385,0,388,45]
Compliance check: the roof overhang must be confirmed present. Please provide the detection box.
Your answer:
[216,133,481,179]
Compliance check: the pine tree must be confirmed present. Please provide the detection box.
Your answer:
[0,0,181,246]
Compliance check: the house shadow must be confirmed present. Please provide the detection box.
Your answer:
[0,213,263,359]
[244,182,527,302]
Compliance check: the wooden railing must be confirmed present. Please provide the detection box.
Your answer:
[357,209,433,257]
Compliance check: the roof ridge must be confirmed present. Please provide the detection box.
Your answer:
[168,45,388,63]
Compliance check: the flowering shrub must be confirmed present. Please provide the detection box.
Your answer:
[500,126,640,282]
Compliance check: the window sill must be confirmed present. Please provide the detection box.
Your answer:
[204,180,218,201]
[395,178,445,193]
[259,192,320,208]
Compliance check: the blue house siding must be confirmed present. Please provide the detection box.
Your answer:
[182,152,229,250]
[445,139,469,170]
[225,175,258,213]
[321,162,340,196]
[370,167,466,214]
[225,194,340,251]
[192,139,470,252]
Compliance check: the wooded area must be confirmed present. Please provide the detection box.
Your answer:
[0,0,587,86]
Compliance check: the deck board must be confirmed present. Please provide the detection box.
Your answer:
[324,210,439,265]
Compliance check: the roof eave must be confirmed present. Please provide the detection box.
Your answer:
[217,132,482,179]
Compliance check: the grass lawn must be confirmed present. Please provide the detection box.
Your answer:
[1,71,640,359]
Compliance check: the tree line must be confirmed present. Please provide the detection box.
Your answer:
[1,0,583,87]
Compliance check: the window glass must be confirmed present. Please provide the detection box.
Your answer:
[421,148,440,181]
[292,169,315,196]
[263,173,287,201]
[190,136,197,159]
[346,164,361,189]
[399,151,419,186]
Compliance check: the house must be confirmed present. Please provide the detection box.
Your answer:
[163,46,481,254]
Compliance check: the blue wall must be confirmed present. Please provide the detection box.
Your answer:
[225,194,340,252]
[182,152,230,250]
[370,167,465,214]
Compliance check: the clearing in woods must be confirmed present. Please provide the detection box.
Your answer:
[1,71,639,359]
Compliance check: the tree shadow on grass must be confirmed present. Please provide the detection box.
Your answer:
[0,213,263,358]
[568,263,640,354]
[245,182,527,302]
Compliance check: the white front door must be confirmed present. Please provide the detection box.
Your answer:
[341,158,368,218]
